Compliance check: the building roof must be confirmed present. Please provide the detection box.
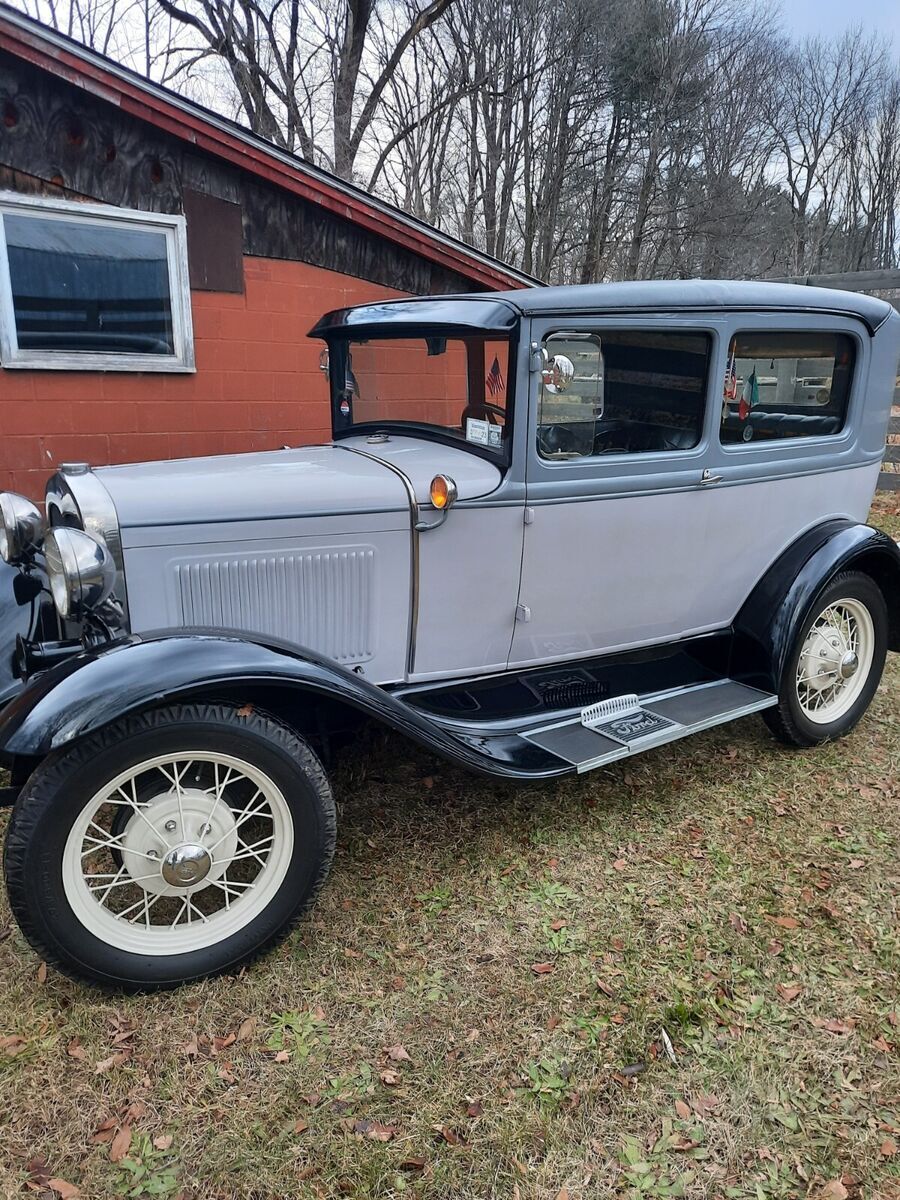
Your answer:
[316,279,896,337]
[0,3,538,293]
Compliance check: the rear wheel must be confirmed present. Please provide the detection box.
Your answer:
[764,571,887,747]
[4,703,336,990]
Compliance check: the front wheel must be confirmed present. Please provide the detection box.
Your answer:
[763,571,888,748]
[4,703,336,990]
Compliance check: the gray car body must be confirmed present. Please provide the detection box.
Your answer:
[40,281,900,690]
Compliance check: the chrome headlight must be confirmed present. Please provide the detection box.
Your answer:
[0,492,44,563]
[44,527,115,619]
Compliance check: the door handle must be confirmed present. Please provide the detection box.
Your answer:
[699,469,723,485]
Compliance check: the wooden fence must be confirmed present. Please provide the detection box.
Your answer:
[881,414,900,491]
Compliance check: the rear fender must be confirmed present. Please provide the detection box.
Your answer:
[733,519,900,690]
[0,630,564,780]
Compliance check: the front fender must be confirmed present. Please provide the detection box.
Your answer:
[0,630,565,780]
[733,520,900,690]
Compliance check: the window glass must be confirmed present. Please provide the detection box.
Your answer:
[4,213,175,356]
[537,329,709,459]
[329,335,510,454]
[720,332,854,444]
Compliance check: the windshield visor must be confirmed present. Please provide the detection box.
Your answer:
[327,334,511,455]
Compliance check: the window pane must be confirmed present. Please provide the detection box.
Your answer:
[330,335,510,453]
[5,213,175,355]
[537,330,709,459]
[721,332,853,444]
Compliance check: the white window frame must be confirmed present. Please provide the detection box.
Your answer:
[0,192,195,372]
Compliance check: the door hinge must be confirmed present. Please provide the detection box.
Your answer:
[524,506,535,525]
[516,603,531,623]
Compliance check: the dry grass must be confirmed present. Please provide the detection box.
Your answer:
[1,498,898,1200]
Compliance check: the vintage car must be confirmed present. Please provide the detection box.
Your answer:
[0,280,898,991]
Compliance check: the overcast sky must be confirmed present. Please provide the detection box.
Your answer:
[777,0,900,43]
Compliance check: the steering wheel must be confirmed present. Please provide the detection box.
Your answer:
[461,402,506,426]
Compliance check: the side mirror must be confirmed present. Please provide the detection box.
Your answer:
[541,353,575,394]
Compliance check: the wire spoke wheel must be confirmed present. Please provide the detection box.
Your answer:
[795,597,875,725]
[62,750,294,955]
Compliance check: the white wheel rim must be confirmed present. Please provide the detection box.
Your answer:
[62,751,294,956]
[796,597,875,725]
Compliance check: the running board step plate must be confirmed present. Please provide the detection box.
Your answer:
[521,680,776,773]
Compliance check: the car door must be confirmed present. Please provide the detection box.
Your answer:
[509,315,724,669]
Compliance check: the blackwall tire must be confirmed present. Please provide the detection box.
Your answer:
[3,703,336,991]
[763,571,887,748]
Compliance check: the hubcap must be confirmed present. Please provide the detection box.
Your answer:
[161,843,212,887]
[796,598,874,725]
[62,751,294,956]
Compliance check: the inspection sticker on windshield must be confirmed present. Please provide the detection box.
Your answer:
[466,417,502,448]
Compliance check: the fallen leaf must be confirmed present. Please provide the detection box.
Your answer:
[400,1157,426,1172]
[352,1119,395,1142]
[152,1134,173,1151]
[812,1017,855,1035]
[550,919,567,931]
[274,1049,290,1063]
[815,1181,849,1200]
[872,1035,894,1053]
[26,1158,52,1187]
[294,1119,309,1134]
[181,1038,199,1058]
[385,1044,411,1062]
[767,939,784,955]
[66,1038,86,1061]
[48,1180,80,1199]
[674,1099,692,1120]
[434,1124,466,1146]
[94,1052,128,1074]
[692,1093,720,1116]
[556,1190,570,1200]
[236,1016,257,1041]
[36,962,47,984]
[90,1118,117,1145]
[729,912,748,935]
[236,703,254,716]
[379,1069,400,1086]
[531,962,554,975]
[466,1100,483,1118]
[0,1035,27,1055]
[847,858,865,870]
[612,858,627,871]
[772,915,800,929]
[777,983,803,1002]
[595,978,615,997]
[881,1137,897,1158]
[109,1124,132,1164]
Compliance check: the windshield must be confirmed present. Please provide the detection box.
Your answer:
[326,334,511,455]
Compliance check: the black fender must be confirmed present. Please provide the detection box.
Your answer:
[0,629,567,780]
[733,519,900,691]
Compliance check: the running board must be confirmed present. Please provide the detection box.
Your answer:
[520,679,776,773]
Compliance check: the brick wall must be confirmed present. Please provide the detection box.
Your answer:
[0,256,405,501]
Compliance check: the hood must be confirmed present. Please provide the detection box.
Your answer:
[93,444,410,529]
[83,437,502,531]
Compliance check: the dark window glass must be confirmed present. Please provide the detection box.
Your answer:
[720,332,854,444]
[537,329,710,459]
[5,214,175,355]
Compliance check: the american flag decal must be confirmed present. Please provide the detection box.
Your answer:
[486,356,505,396]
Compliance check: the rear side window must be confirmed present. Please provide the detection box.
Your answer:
[721,332,854,445]
[537,329,710,459]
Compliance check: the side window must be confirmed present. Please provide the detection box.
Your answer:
[721,332,854,445]
[537,329,710,459]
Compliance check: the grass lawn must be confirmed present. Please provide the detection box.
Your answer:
[1,495,898,1200]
